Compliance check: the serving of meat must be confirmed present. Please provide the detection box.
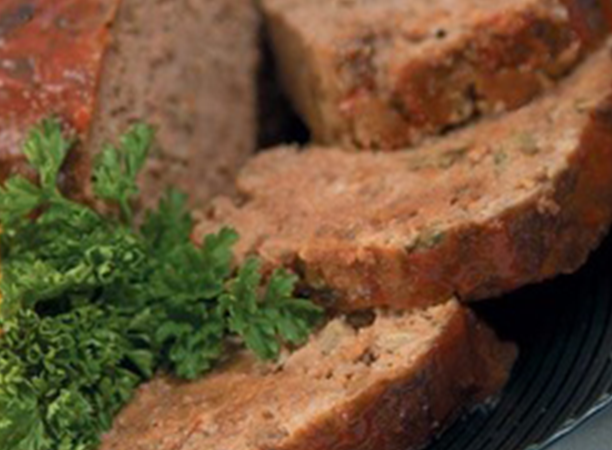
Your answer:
[4,1,612,449]
[0,0,259,206]
[196,47,612,312]
[102,301,516,450]
[261,0,609,149]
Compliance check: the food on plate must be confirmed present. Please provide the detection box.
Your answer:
[196,47,612,312]
[0,121,322,450]
[102,301,515,450]
[0,0,258,207]
[4,0,612,449]
[261,0,610,149]
[0,120,515,450]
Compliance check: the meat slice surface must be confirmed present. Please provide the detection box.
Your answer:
[0,0,259,207]
[102,301,516,450]
[262,0,610,149]
[88,0,259,208]
[196,46,612,312]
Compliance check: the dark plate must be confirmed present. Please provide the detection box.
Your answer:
[427,235,612,450]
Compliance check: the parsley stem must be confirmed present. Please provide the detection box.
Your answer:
[120,199,134,227]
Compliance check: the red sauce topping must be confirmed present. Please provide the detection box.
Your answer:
[0,0,118,181]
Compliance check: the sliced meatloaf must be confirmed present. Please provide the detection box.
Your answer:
[195,46,612,312]
[0,0,259,207]
[102,301,516,450]
[261,0,609,150]
[88,0,259,208]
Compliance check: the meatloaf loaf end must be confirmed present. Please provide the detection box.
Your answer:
[261,0,609,150]
[88,0,259,208]
[101,301,516,450]
[196,45,612,312]
[0,0,259,208]
[0,0,120,195]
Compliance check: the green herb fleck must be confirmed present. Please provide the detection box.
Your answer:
[574,98,594,113]
[492,146,509,176]
[437,147,469,169]
[515,132,539,156]
[406,229,447,253]
[93,123,154,224]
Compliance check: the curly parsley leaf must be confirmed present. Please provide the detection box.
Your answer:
[93,123,154,224]
[0,177,43,226]
[264,269,324,346]
[141,188,193,254]
[22,118,72,195]
[0,307,151,450]
[143,227,239,378]
[154,304,225,380]
[221,258,323,361]
[0,119,75,227]
[0,216,146,320]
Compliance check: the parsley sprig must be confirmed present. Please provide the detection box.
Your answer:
[0,119,322,450]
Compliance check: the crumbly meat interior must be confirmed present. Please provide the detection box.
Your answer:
[262,0,608,148]
[88,0,258,208]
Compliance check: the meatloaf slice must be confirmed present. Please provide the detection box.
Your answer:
[88,0,259,208]
[0,0,259,207]
[101,301,516,450]
[195,46,612,312]
[0,0,120,194]
[261,0,609,150]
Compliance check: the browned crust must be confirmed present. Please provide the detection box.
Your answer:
[604,0,612,27]
[275,309,516,450]
[264,0,610,150]
[293,94,612,311]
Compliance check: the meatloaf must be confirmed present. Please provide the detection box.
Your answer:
[0,0,259,207]
[195,46,612,312]
[102,301,516,450]
[261,0,610,150]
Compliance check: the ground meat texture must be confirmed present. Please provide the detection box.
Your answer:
[88,0,259,208]
[196,46,612,312]
[101,301,516,450]
[261,0,610,150]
